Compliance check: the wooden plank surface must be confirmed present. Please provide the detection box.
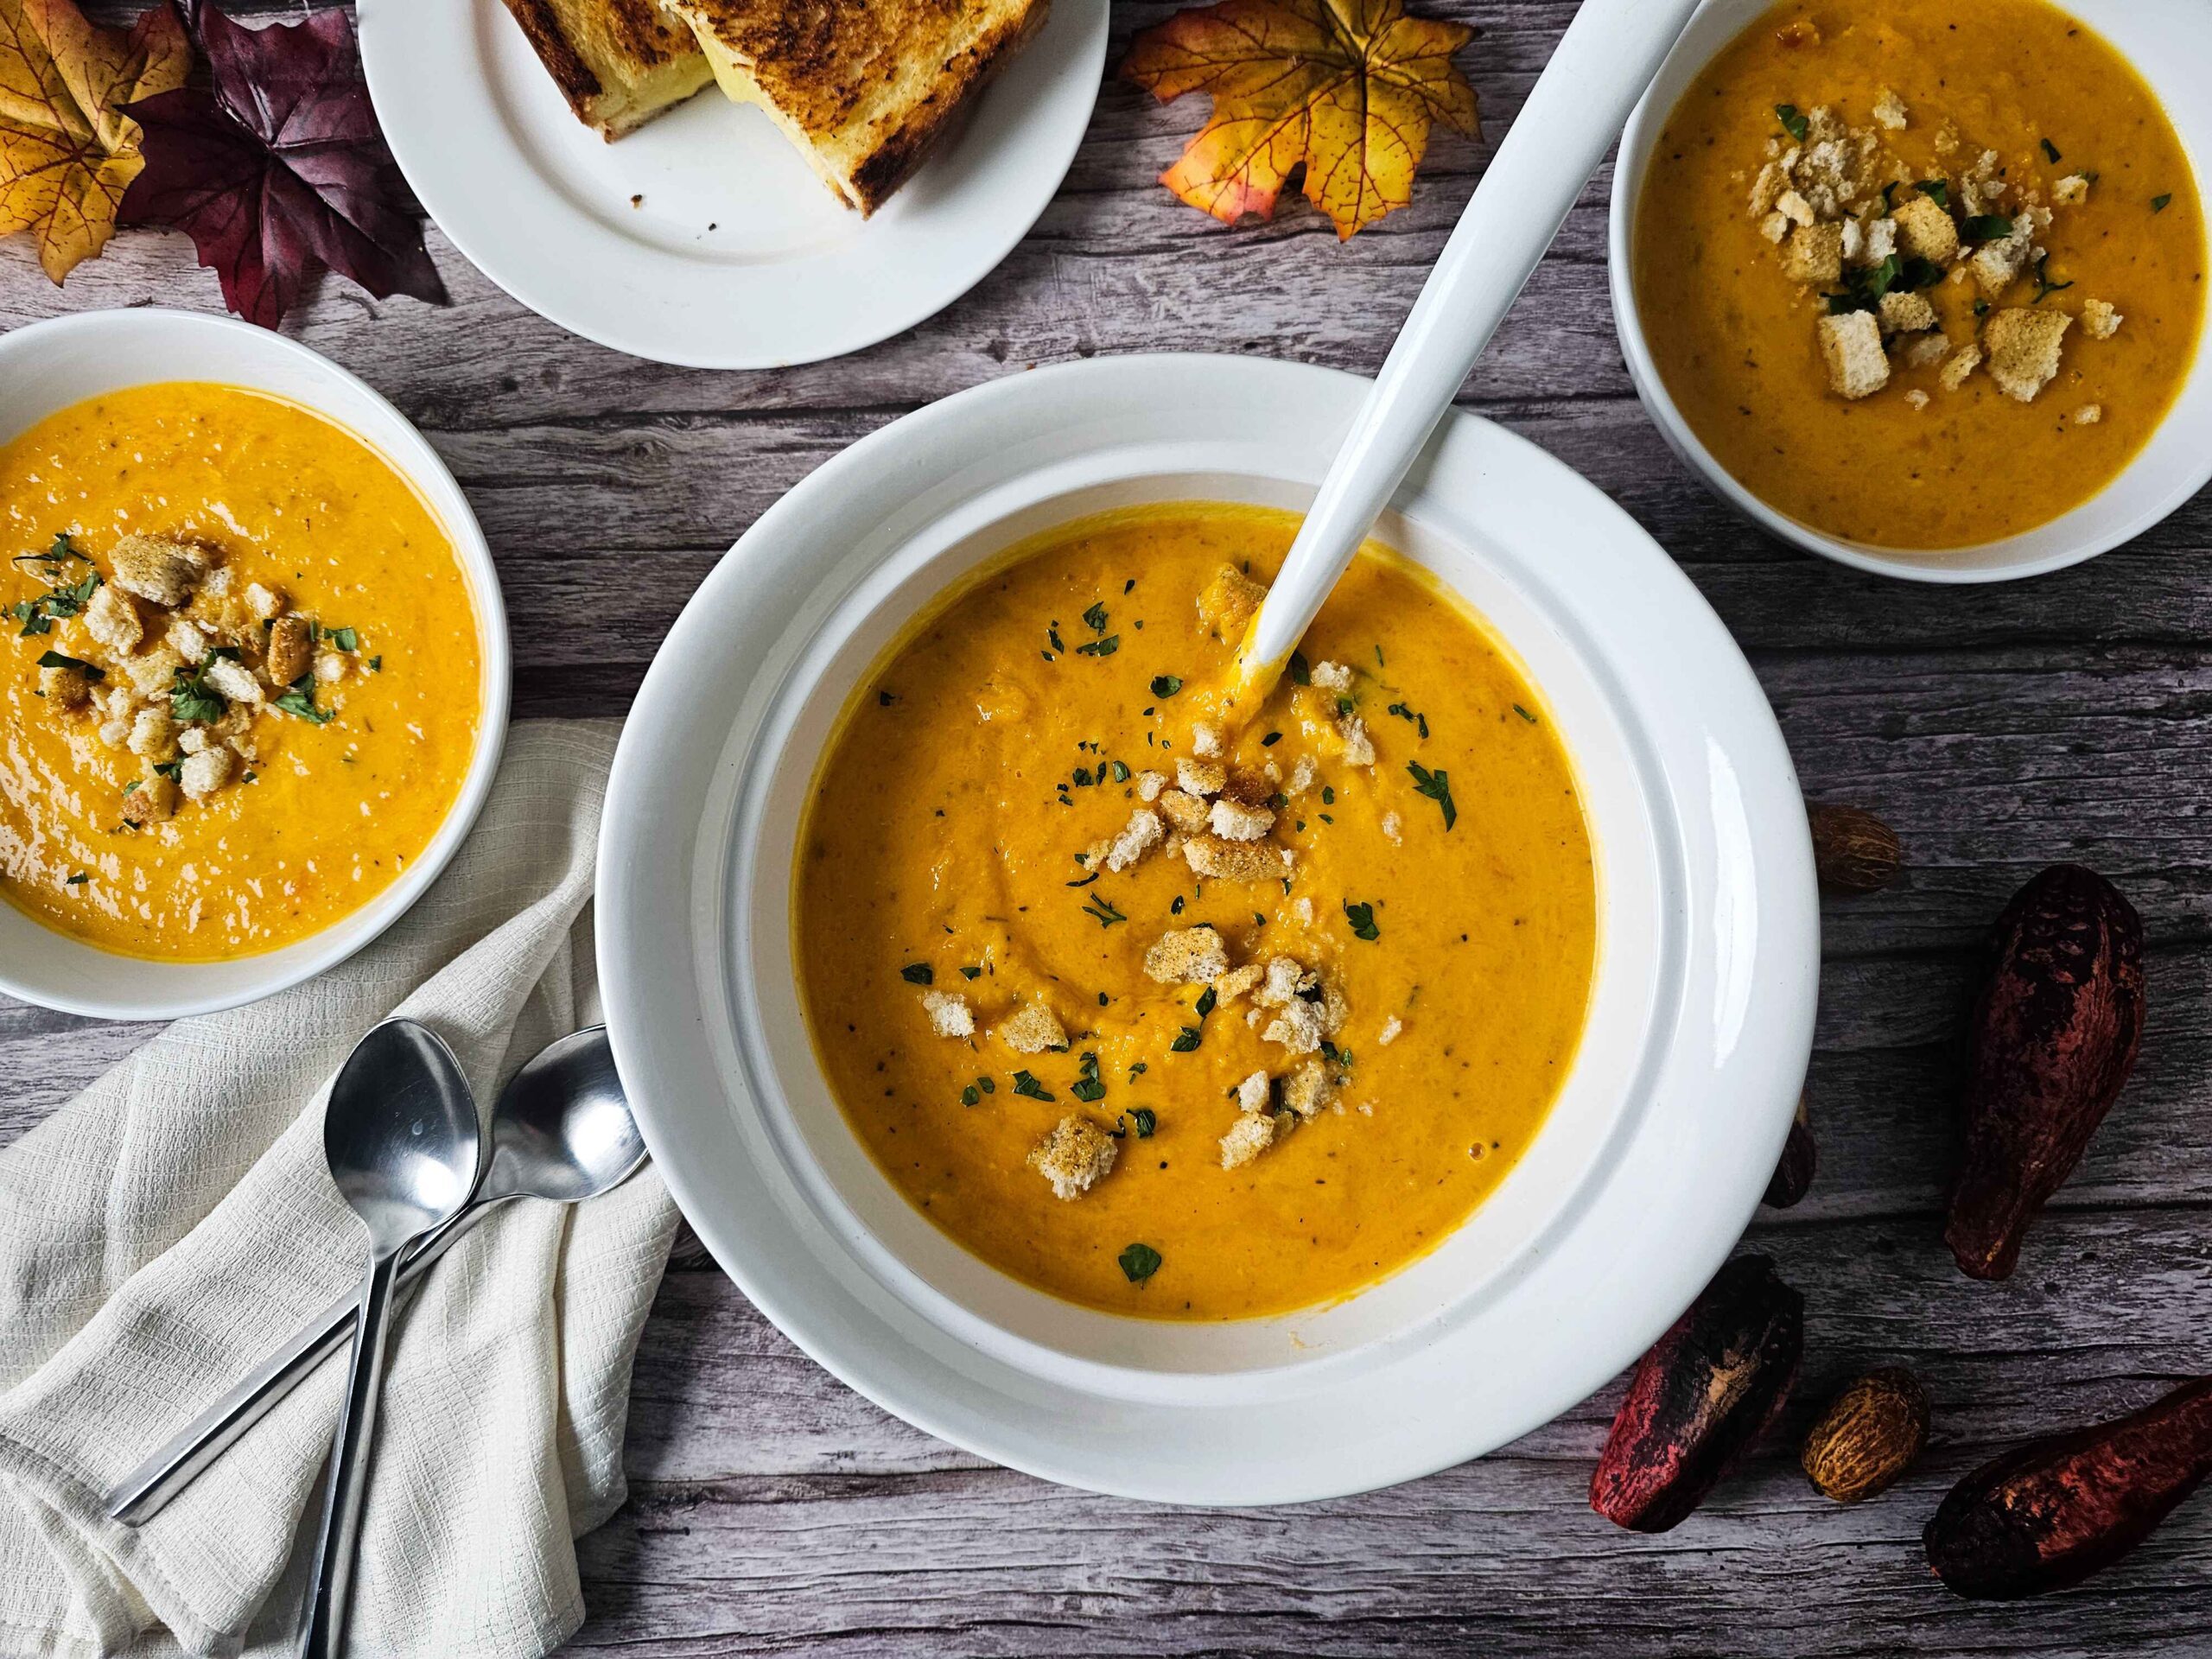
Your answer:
[6,1,2212,1652]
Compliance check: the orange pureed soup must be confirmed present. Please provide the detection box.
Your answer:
[0,384,481,960]
[1637,0,2207,548]
[794,505,1598,1319]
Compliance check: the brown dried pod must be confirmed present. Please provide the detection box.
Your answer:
[1762,1090,1816,1209]
[1947,865,2145,1281]
[1926,1376,2212,1599]
[1808,804,1902,894]
[1802,1367,1929,1503]
[1590,1255,1803,1532]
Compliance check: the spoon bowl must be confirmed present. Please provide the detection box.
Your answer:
[482,1026,644,1206]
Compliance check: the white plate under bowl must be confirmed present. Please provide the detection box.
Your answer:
[359,0,1107,369]
[1611,0,2212,583]
[0,310,512,1020]
[598,353,1818,1503]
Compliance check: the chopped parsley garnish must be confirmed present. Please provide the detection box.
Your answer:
[878,690,897,707]
[1776,103,1809,143]
[1288,652,1311,686]
[959,965,982,980]
[1081,895,1128,928]
[1128,1060,1148,1081]
[960,1084,981,1107]
[12,548,100,638]
[1076,635,1120,657]
[1961,213,2015,244]
[1194,985,1217,1019]
[1512,703,1538,723]
[2031,255,2075,303]
[1170,1026,1202,1053]
[2041,137,2063,164]
[171,664,227,724]
[1149,675,1183,698]
[1124,1107,1157,1139]
[1117,1242,1162,1284]
[367,656,383,673]
[1336,695,1355,717]
[65,871,88,886]
[1344,899,1381,941]
[1066,870,1101,888]
[1071,1051,1107,1103]
[1012,1070,1054,1101]
[152,760,183,780]
[1262,730,1281,746]
[1916,179,1949,209]
[1169,893,1185,915]
[1109,760,1130,783]
[1385,701,1429,739]
[1880,181,1899,212]
[2154,193,2174,213]
[1320,785,1335,805]
[977,1075,996,1094]
[899,963,933,985]
[36,650,104,683]
[1082,601,1109,632]
[322,625,359,652]
[272,673,334,725]
[1407,760,1458,830]
[1046,623,1065,653]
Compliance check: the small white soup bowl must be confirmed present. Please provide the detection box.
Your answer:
[0,310,511,1019]
[600,354,1820,1503]
[1611,0,2212,583]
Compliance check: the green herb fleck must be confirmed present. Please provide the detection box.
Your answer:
[1149,675,1183,698]
[1082,601,1109,633]
[36,650,104,682]
[960,1084,981,1107]
[1071,1051,1107,1103]
[65,871,88,886]
[1344,899,1381,941]
[2154,193,2174,213]
[1170,1026,1202,1053]
[1076,635,1120,658]
[1262,730,1281,747]
[1012,1070,1054,1101]
[170,666,227,723]
[1194,985,1217,1019]
[272,673,334,726]
[2041,137,2063,164]
[2031,255,2075,303]
[1288,652,1312,686]
[1109,760,1130,782]
[1776,103,1809,142]
[1320,785,1335,805]
[1082,895,1128,928]
[1513,703,1537,723]
[1118,1242,1162,1284]
[900,963,933,985]
[960,965,982,980]
[1407,760,1458,830]
[1962,213,2014,244]
[1127,1107,1157,1139]
[1916,179,1949,208]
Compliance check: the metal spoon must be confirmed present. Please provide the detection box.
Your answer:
[300,1018,480,1659]
[106,1027,644,1527]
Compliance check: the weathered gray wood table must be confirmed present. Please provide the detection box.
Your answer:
[6,3,2210,1651]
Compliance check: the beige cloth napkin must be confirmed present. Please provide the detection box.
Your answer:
[0,719,678,1659]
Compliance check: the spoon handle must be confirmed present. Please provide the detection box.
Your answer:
[1237,0,1703,684]
[297,1249,403,1659]
[104,1198,499,1528]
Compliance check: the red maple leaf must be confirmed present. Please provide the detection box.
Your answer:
[118,0,444,329]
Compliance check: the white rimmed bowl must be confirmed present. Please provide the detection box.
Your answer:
[1611,0,2212,583]
[0,310,512,1020]
[598,353,1819,1503]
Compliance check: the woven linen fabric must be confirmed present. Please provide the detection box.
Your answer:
[0,720,678,1658]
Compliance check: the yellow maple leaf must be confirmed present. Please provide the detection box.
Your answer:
[1122,0,1479,239]
[0,0,188,283]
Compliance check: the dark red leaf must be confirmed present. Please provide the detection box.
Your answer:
[118,0,443,329]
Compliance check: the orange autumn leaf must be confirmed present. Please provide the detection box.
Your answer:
[0,0,188,282]
[1122,0,1479,239]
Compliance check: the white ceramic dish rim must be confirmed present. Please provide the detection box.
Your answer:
[0,309,512,1020]
[1609,0,2212,584]
[357,0,1109,371]
[597,353,1819,1503]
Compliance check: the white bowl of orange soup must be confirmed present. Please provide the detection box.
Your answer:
[598,354,1820,1502]
[0,311,509,1017]
[1611,0,2212,582]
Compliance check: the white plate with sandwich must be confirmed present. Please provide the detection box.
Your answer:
[359,0,1107,368]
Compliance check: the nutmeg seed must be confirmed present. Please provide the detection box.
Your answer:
[1808,804,1902,894]
[1802,1366,1930,1503]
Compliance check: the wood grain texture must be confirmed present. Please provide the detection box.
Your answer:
[6,0,2212,1652]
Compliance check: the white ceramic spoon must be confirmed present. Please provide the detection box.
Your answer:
[1231,0,1705,707]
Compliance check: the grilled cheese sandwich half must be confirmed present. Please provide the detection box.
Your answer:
[660,0,1050,214]
[500,0,714,139]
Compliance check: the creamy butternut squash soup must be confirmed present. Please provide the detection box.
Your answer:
[0,384,482,960]
[795,505,1597,1320]
[1637,0,2206,549]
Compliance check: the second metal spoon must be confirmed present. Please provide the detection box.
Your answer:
[105,1026,645,1527]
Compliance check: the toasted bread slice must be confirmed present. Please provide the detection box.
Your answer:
[501,0,714,139]
[662,0,1050,214]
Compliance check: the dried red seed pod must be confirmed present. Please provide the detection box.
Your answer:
[1590,1255,1804,1532]
[1926,1377,2212,1599]
[1947,865,2144,1281]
